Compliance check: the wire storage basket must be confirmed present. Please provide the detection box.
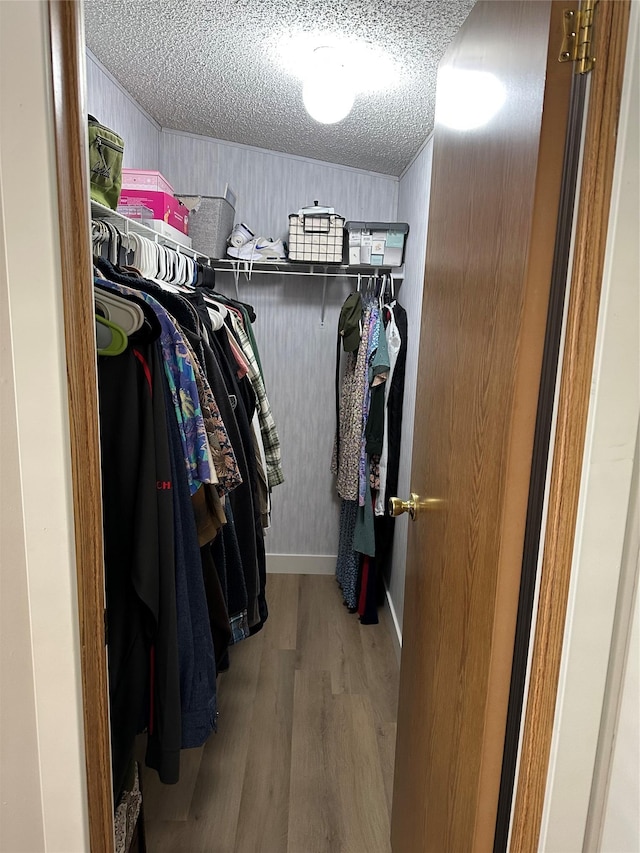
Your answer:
[288,201,345,264]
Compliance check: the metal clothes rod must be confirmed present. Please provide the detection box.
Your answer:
[213,265,394,279]
[214,263,403,326]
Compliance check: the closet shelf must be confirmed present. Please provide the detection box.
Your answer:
[91,200,208,261]
[92,201,403,323]
[91,202,403,279]
[212,257,404,279]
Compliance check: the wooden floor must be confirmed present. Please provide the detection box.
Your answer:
[142,573,400,853]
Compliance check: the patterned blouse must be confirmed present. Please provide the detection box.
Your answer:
[181,335,243,497]
[332,304,373,501]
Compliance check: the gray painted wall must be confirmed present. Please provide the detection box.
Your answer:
[213,272,354,556]
[390,138,434,634]
[160,129,397,244]
[86,50,160,170]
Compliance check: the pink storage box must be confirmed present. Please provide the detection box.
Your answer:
[119,189,189,235]
[121,169,174,195]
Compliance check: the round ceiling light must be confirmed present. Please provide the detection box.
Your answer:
[302,46,355,124]
[274,34,401,125]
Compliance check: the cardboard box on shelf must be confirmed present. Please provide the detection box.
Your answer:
[121,169,174,195]
[118,189,189,235]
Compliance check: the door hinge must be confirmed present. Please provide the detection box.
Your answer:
[559,0,597,74]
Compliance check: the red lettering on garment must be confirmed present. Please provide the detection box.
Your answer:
[133,348,153,394]
[156,481,172,490]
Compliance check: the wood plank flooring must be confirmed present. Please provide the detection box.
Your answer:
[142,573,400,853]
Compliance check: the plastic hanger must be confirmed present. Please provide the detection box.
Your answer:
[205,297,229,319]
[95,315,128,356]
[94,288,144,334]
[206,306,226,331]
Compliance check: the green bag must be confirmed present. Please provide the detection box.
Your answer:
[88,115,124,210]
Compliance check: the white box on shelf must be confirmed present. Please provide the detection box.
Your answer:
[121,169,174,195]
[149,219,193,248]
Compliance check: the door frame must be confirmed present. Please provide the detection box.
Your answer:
[48,3,114,851]
[510,1,631,848]
[46,1,630,850]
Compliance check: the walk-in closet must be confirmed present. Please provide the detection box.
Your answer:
[4,0,634,851]
[81,2,472,849]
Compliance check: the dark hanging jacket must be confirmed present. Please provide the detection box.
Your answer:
[98,305,181,792]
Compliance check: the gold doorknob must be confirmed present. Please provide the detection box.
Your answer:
[388,493,444,520]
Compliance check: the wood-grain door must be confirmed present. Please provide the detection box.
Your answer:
[391,2,573,850]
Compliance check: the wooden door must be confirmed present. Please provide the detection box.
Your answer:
[391,2,573,850]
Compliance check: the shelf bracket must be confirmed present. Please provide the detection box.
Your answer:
[320,267,328,326]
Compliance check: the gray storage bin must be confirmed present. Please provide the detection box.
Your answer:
[344,221,409,267]
[176,195,235,259]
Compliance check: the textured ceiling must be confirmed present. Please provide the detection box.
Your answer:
[84,0,475,176]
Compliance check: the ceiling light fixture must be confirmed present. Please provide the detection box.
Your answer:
[274,34,401,125]
[435,67,507,131]
[302,46,355,124]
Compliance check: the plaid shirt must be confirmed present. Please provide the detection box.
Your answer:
[227,311,284,489]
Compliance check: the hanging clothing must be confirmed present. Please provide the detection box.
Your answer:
[336,499,360,611]
[332,304,374,501]
[98,316,182,794]
[225,306,284,489]
[96,270,216,495]
[375,301,405,516]
[332,287,408,622]
[373,301,408,586]
[92,238,280,794]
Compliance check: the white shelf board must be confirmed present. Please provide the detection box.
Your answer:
[90,200,206,260]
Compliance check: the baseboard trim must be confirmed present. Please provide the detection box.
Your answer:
[266,554,337,575]
[385,587,403,664]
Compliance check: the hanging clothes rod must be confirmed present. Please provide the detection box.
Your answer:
[213,261,404,280]
[214,262,404,326]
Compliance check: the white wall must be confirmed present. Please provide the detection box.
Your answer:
[388,137,434,636]
[539,5,640,849]
[600,577,639,852]
[0,2,89,851]
[0,144,46,853]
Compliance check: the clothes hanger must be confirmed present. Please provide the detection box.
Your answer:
[103,220,121,265]
[366,274,375,300]
[206,306,226,331]
[95,314,128,356]
[205,297,229,319]
[94,287,144,334]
